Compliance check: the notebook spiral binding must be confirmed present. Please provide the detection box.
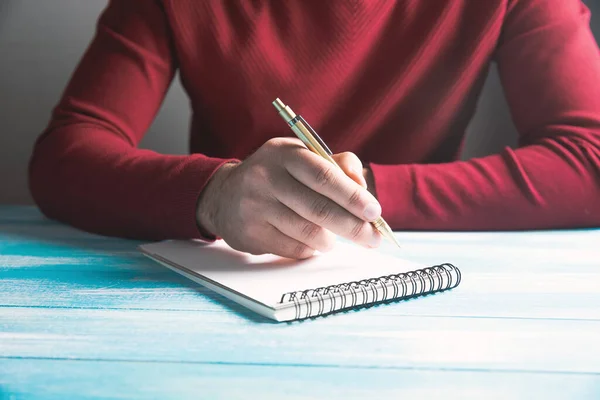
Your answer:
[279,263,461,320]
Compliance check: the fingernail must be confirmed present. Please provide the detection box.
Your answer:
[363,203,381,221]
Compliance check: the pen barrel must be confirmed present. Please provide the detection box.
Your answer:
[372,217,401,247]
[289,123,338,166]
[273,98,338,166]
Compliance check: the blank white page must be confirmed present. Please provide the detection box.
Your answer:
[140,239,428,307]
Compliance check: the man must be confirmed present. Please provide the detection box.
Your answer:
[29,0,600,259]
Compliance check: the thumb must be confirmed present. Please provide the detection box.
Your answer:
[332,152,367,189]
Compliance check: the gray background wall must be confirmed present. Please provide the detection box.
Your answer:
[1,0,599,205]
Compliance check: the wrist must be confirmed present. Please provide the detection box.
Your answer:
[196,162,238,238]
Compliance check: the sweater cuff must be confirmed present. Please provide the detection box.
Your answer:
[368,162,414,230]
[165,155,239,241]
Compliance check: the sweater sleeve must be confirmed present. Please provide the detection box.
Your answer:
[28,0,237,241]
[369,0,600,231]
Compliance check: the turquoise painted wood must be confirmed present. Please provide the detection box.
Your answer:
[2,206,600,399]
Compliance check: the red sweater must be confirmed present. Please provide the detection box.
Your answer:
[29,0,600,240]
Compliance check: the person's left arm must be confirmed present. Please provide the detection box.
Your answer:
[368,0,600,230]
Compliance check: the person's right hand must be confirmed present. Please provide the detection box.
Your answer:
[196,137,383,259]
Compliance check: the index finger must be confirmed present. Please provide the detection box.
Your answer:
[284,148,382,222]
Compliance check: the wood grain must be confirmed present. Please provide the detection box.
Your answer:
[2,206,600,398]
[2,359,600,400]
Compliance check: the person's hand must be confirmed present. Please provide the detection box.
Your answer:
[332,153,376,197]
[196,137,382,259]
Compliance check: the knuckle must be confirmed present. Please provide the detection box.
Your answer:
[300,222,322,242]
[291,242,312,259]
[311,199,334,222]
[266,137,285,148]
[315,166,336,188]
[266,137,296,150]
[347,188,363,209]
[349,220,368,241]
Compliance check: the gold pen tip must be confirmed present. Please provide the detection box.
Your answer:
[272,98,285,112]
[374,218,401,248]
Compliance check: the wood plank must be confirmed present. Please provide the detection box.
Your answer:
[2,307,600,373]
[0,359,600,400]
[2,358,600,400]
[3,271,600,320]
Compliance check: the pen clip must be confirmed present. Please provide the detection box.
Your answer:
[298,116,333,156]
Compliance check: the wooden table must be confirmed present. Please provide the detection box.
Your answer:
[2,206,600,399]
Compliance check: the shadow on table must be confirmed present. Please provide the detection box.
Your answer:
[0,210,276,324]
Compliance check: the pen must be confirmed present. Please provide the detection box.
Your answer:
[272,98,401,248]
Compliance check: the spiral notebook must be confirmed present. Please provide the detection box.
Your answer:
[139,239,461,322]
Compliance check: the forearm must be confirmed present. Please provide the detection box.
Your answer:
[369,134,600,231]
[29,126,237,240]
